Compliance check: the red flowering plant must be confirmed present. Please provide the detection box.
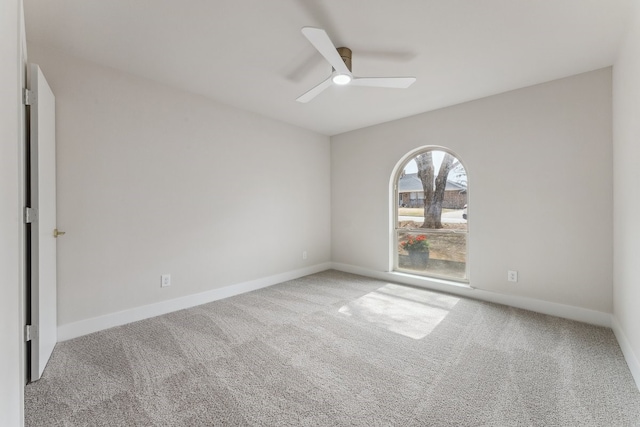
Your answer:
[401,234,429,253]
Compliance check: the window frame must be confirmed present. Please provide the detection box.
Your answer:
[392,146,469,283]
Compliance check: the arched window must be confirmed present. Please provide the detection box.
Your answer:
[394,148,468,282]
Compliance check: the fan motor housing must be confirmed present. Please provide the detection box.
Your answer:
[335,47,352,72]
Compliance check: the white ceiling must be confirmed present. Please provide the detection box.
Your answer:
[24,0,631,136]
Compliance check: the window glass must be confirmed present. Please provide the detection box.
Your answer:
[395,149,468,281]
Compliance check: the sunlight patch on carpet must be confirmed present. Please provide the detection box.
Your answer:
[338,283,459,339]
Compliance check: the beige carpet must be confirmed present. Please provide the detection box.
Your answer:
[25,270,640,426]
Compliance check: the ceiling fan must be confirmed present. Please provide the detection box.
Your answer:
[296,27,416,103]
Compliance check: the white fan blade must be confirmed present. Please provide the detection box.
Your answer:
[351,77,416,88]
[296,76,333,103]
[301,27,351,76]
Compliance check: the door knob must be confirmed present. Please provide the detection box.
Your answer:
[53,228,66,238]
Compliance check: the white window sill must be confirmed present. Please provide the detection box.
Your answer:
[387,270,473,291]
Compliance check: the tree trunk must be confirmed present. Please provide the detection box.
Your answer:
[419,153,455,229]
[416,152,434,225]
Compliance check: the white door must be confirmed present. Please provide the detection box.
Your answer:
[27,63,58,381]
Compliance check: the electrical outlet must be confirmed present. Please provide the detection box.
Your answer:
[161,274,171,287]
[507,270,518,283]
[302,250,308,260]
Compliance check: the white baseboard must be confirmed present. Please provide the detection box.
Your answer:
[611,316,640,391]
[331,263,612,327]
[57,262,332,341]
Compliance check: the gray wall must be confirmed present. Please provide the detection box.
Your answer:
[613,0,640,385]
[331,68,613,313]
[0,1,25,425]
[28,45,331,327]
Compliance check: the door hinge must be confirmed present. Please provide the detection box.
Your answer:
[24,207,38,224]
[23,88,36,106]
[25,324,38,342]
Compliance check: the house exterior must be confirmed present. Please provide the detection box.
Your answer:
[398,173,467,209]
